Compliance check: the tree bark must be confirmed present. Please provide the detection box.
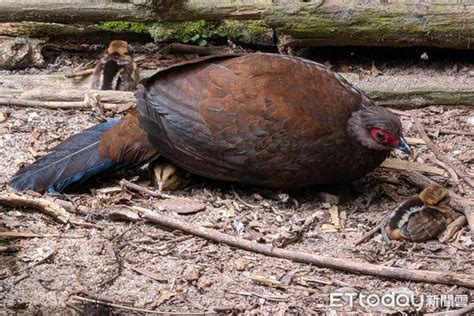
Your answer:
[0,1,472,49]
[0,22,152,44]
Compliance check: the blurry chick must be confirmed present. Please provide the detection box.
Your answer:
[150,160,190,192]
[385,184,454,242]
[91,40,138,91]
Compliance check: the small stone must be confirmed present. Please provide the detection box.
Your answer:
[467,116,474,126]
[234,258,246,271]
[200,277,213,288]
[28,112,40,120]
[184,269,200,283]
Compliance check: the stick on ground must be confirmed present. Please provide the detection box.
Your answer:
[438,216,467,243]
[0,192,69,223]
[132,206,474,288]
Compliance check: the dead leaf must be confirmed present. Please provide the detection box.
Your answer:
[0,112,11,123]
[155,197,206,214]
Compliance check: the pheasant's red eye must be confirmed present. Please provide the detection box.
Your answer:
[370,128,396,145]
[376,131,385,141]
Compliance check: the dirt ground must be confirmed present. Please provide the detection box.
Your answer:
[0,44,473,314]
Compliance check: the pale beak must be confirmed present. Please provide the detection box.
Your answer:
[158,180,163,193]
[397,136,411,155]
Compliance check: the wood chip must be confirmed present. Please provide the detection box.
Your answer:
[329,205,341,229]
[381,158,448,177]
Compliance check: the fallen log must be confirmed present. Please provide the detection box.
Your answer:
[0,1,473,50]
[1,72,472,109]
[0,22,152,45]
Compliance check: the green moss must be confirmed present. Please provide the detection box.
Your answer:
[147,19,275,45]
[148,20,216,46]
[216,20,242,39]
[148,19,244,46]
[99,21,147,33]
[246,20,271,40]
[146,22,179,42]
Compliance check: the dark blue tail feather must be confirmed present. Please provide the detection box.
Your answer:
[10,120,126,193]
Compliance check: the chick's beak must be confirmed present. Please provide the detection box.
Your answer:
[397,136,411,155]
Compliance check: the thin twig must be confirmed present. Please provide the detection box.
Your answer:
[63,68,95,78]
[425,127,474,137]
[0,192,69,223]
[412,114,474,188]
[231,186,259,208]
[119,179,172,199]
[133,207,474,288]
[354,212,391,246]
[70,296,206,315]
[0,245,21,253]
[226,290,290,302]
[0,231,50,238]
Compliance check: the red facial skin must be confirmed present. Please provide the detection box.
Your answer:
[370,128,400,146]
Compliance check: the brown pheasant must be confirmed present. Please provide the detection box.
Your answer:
[11,53,411,193]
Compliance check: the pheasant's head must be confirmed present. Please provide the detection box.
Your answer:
[348,106,411,154]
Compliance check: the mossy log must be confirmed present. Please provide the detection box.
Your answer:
[0,22,152,44]
[0,1,473,49]
[0,71,472,108]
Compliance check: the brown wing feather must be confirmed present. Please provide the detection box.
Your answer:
[99,108,158,164]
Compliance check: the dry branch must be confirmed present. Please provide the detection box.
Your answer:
[0,192,69,223]
[132,206,474,288]
[438,216,467,243]
[0,97,86,110]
